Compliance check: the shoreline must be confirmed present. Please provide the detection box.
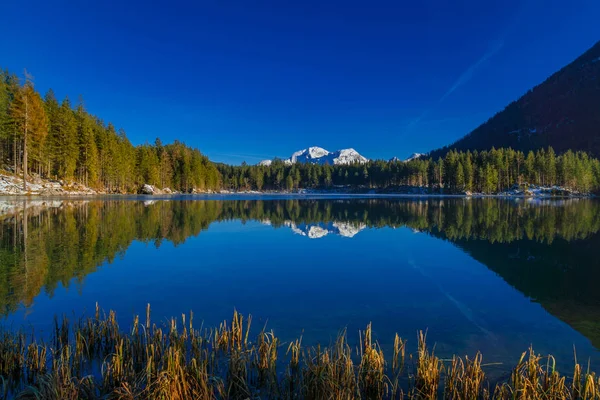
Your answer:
[0,191,595,199]
[0,173,595,199]
[1,170,595,199]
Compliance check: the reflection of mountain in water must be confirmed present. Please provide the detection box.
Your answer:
[448,234,600,348]
[283,221,366,239]
[1,198,600,348]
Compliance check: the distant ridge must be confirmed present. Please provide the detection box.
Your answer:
[429,40,600,158]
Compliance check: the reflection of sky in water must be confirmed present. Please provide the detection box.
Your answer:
[3,217,598,376]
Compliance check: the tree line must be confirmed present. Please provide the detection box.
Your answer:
[218,147,600,193]
[0,69,220,192]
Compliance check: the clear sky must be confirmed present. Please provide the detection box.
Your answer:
[1,0,599,164]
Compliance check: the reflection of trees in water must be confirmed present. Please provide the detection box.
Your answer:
[0,200,223,314]
[0,198,599,321]
[212,198,600,244]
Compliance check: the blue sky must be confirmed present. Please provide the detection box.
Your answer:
[1,0,598,164]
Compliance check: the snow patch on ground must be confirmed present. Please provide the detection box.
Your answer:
[0,171,98,196]
[495,184,585,198]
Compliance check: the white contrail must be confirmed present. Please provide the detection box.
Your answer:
[405,39,505,132]
[439,39,505,103]
[407,258,496,340]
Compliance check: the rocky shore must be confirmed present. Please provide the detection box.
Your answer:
[0,172,98,196]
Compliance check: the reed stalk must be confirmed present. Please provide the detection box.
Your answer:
[0,306,597,400]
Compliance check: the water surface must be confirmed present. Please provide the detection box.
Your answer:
[1,196,599,377]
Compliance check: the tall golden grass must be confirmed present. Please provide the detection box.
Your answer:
[0,304,597,399]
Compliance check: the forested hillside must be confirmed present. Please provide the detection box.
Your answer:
[429,40,600,159]
[0,69,220,192]
[218,147,600,193]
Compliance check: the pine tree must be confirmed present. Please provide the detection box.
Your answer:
[462,153,473,191]
[525,152,536,184]
[3,72,21,173]
[324,167,332,187]
[436,157,444,188]
[484,164,498,194]
[546,147,557,186]
[294,168,301,189]
[0,70,10,165]
[456,162,465,191]
[159,149,173,189]
[43,89,60,177]
[49,97,78,180]
[76,98,99,186]
[10,74,48,189]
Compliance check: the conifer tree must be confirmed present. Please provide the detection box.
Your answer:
[76,98,99,186]
[10,74,48,189]
[456,162,465,190]
[50,97,79,180]
[0,71,10,164]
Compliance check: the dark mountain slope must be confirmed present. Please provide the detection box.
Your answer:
[429,40,600,158]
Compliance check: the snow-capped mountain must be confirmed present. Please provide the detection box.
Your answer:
[288,146,330,164]
[404,153,424,162]
[389,154,424,163]
[258,146,368,166]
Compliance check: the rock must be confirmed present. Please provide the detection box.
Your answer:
[162,187,172,194]
[139,184,163,195]
[39,187,64,196]
[140,184,155,195]
[464,191,472,196]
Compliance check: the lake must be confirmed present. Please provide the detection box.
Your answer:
[1,196,599,379]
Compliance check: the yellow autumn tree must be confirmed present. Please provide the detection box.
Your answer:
[10,72,48,190]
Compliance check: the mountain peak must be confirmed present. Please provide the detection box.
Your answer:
[405,153,424,162]
[260,146,369,166]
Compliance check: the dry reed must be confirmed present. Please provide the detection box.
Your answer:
[0,306,597,399]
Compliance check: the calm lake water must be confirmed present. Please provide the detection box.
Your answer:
[1,196,599,377]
